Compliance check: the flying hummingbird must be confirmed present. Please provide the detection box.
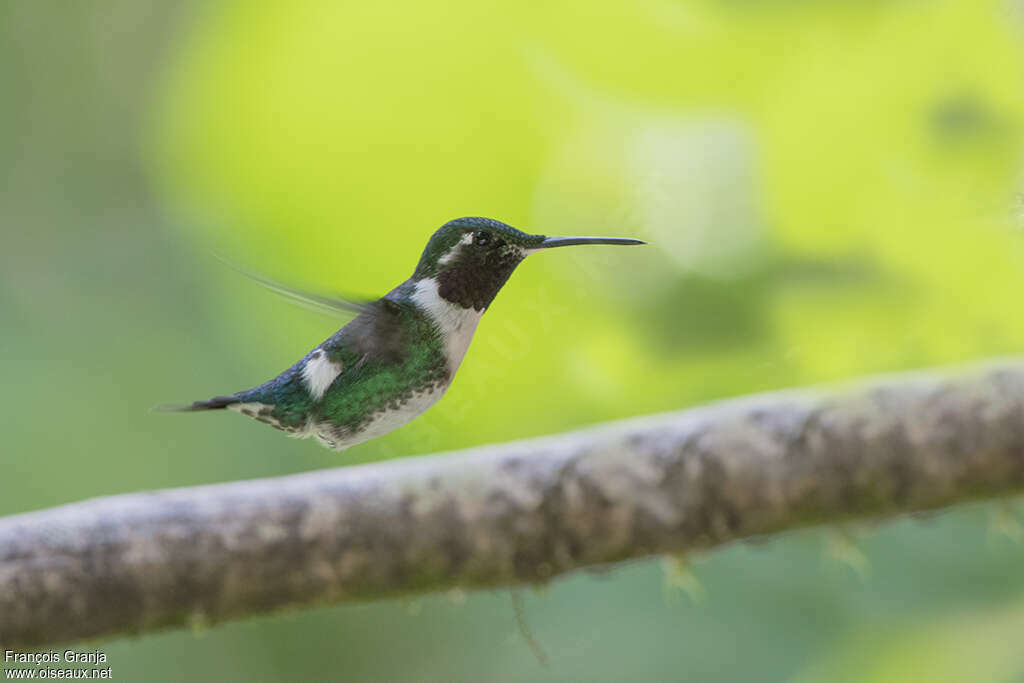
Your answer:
[167,217,644,451]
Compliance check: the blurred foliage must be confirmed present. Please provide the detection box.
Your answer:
[4,0,1024,681]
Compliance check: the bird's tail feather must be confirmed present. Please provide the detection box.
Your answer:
[153,395,239,413]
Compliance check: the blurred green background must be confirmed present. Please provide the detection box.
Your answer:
[4,0,1024,680]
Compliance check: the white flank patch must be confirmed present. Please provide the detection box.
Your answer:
[301,348,343,400]
[411,277,484,374]
[437,232,474,266]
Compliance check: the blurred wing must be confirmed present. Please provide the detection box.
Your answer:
[218,256,373,319]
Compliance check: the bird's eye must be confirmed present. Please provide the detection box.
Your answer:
[473,230,491,246]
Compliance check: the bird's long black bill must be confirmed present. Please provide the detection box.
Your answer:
[535,236,646,249]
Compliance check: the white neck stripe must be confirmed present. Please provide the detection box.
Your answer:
[410,278,483,374]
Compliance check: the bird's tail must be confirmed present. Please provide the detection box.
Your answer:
[153,395,240,413]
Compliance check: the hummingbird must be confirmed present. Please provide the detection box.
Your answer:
[167,217,644,451]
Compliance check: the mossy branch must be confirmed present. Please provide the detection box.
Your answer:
[3,361,1024,647]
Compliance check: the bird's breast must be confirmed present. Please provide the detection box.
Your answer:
[311,379,450,450]
[411,278,484,375]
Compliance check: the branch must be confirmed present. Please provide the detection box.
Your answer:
[3,361,1024,647]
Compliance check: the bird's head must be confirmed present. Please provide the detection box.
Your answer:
[412,217,644,311]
